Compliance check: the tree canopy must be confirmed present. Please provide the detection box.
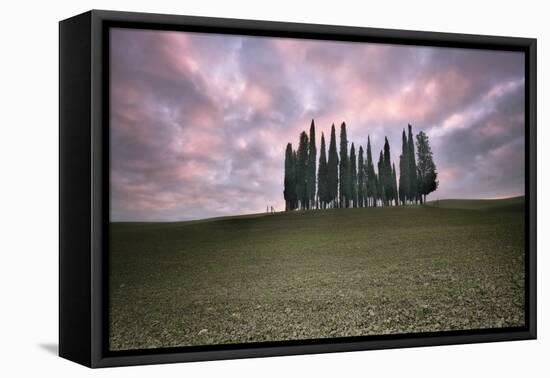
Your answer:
[339,122,350,208]
[350,143,358,208]
[307,120,317,209]
[327,124,339,208]
[416,131,439,204]
[317,133,328,209]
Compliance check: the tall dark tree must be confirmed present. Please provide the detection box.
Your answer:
[398,129,409,205]
[327,124,339,208]
[339,122,350,208]
[284,143,297,211]
[349,143,358,208]
[296,131,309,210]
[382,137,393,205]
[292,150,298,209]
[373,174,379,207]
[392,163,398,206]
[365,136,378,207]
[416,131,438,204]
[357,146,365,207]
[317,133,328,209]
[307,120,317,209]
[407,124,419,203]
[377,150,386,206]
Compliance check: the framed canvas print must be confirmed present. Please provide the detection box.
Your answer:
[59,10,537,368]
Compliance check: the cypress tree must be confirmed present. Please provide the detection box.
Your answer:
[317,132,328,209]
[350,143,358,208]
[398,129,409,205]
[373,174,379,207]
[339,122,350,208]
[408,124,419,204]
[416,131,439,204]
[392,163,398,206]
[296,131,309,210]
[292,150,298,210]
[383,137,393,206]
[307,120,317,209]
[357,145,365,207]
[284,143,295,211]
[327,124,339,208]
[377,150,386,206]
[365,136,376,207]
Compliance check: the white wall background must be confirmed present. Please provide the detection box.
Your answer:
[0,0,546,376]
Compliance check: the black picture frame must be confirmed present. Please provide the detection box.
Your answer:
[59,9,537,368]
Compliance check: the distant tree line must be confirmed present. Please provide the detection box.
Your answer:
[284,120,438,211]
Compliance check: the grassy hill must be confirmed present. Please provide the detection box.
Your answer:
[426,195,525,211]
[109,198,525,351]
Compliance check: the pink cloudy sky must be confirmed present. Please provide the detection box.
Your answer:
[110,28,525,221]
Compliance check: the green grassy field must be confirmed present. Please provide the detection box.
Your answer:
[427,196,525,210]
[109,197,525,351]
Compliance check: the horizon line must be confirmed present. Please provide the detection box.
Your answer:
[110,194,525,224]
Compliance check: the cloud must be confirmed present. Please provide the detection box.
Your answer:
[110,28,525,221]
[431,78,525,199]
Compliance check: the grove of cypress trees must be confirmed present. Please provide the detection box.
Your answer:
[327,124,339,208]
[283,122,437,210]
[296,131,309,210]
[307,120,317,209]
[416,131,439,204]
[357,145,365,207]
[339,122,350,208]
[317,132,328,209]
[350,143,358,208]
[407,124,419,204]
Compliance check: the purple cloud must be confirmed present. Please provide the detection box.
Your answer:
[110,28,525,221]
